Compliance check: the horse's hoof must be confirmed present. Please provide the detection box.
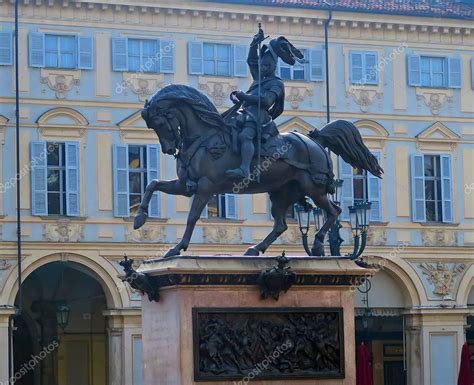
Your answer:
[134,212,148,230]
[311,242,325,256]
[163,248,181,258]
[244,247,260,256]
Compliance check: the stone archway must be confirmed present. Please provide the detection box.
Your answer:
[13,261,108,385]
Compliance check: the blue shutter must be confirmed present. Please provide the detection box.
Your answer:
[188,41,203,75]
[160,40,175,73]
[471,57,474,89]
[349,51,363,84]
[407,55,421,86]
[367,152,382,222]
[447,57,461,88]
[29,32,45,68]
[225,194,237,219]
[309,48,323,81]
[440,155,453,223]
[65,142,80,217]
[0,31,13,65]
[146,144,161,218]
[233,45,247,77]
[410,154,426,222]
[113,144,129,217]
[30,142,48,216]
[364,52,378,85]
[77,36,93,70]
[112,37,128,71]
[339,157,354,221]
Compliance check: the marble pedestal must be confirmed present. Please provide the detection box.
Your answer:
[138,255,370,385]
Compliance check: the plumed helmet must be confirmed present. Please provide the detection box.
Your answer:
[263,36,304,65]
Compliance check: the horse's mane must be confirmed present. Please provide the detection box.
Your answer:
[146,84,227,131]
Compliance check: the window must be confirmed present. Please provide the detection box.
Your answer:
[349,51,378,85]
[113,144,161,218]
[203,194,237,219]
[408,55,461,88]
[280,49,307,80]
[411,154,453,223]
[45,34,76,69]
[112,38,175,73]
[203,43,231,76]
[187,42,247,77]
[0,31,13,66]
[31,141,80,217]
[339,153,382,222]
[29,32,93,70]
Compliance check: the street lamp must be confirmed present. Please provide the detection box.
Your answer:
[348,201,372,259]
[56,301,70,331]
[294,194,372,259]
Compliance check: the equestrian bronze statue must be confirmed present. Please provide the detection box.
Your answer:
[134,27,383,258]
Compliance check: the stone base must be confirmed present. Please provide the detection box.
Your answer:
[138,255,370,385]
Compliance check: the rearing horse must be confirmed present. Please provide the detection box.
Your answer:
[135,85,382,258]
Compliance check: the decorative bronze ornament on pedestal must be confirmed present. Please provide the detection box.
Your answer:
[119,255,160,302]
[257,252,296,300]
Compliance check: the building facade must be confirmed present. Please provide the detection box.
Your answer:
[0,0,473,384]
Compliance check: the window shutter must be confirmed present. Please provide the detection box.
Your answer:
[309,48,323,81]
[0,31,13,65]
[349,51,363,84]
[201,203,209,219]
[233,45,248,77]
[367,152,382,222]
[113,144,130,217]
[440,154,453,223]
[29,32,45,68]
[410,154,426,222]
[471,57,474,89]
[225,194,237,219]
[112,37,128,71]
[447,57,462,88]
[339,157,354,221]
[65,142,80,217]
[77,36,93,70]
[407,55,421,86]
[364,52,378,85]
[160,40,175,73]
[188,41,203,75]
[30,142,48,216]
[146,144,161,218]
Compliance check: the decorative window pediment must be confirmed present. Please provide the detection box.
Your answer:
[277,117,316,135]
[415,121,459,152]
[37,107,88,138]
[117,111,156,141]
[354,119,388,149]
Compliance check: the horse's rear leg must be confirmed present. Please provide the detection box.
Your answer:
[244,189,298,256]
[307,187,341,256]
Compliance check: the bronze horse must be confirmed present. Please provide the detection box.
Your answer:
[135,85,382,258]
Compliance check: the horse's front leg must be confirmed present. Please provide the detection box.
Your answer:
[134,179,189,229]
[164,189,212,258]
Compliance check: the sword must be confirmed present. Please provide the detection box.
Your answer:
[256,23,264,183]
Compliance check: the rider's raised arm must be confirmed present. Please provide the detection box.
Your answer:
[247,41,259,80]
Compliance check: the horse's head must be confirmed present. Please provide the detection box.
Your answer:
[142,99,181,155]
[141,84,226,155]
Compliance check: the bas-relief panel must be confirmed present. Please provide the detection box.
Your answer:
[421,229,458,247]
[125,224,166,243]
[202,226,242,244]
[0,259,14,289]
[43,220,84,242]
[411,261,469,300]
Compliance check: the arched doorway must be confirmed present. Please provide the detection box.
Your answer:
[13,261,108,385]
[355,268,414,385]
[467,286,474,374]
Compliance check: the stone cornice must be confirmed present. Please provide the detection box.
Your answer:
[1,1,473,35]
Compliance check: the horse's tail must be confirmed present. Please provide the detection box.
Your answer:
[309,119,383,178]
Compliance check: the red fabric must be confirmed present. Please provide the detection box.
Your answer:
[458,342,473,385]
[356,342,373,385]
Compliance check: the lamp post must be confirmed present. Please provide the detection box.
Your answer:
[56,301,70,331]
[294,187,372,259]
